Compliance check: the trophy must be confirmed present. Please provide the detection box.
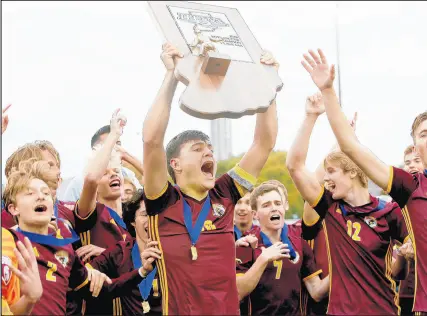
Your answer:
[147,1,283,119]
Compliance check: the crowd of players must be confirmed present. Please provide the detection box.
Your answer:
[1,43,426,316]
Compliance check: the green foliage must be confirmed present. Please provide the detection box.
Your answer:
[217,151,304,219]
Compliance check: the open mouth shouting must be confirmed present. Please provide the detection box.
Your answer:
[109,177,122,189]
[270,214,281,223]
[201,161,214,178]
[34,204,48,213]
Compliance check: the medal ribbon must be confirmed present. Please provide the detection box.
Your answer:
[16,224,79,246]
[106,206,127,230]
[183,194,211,248]
[260,224,297,260]
[339,198,386,216]
[131,243,157,301]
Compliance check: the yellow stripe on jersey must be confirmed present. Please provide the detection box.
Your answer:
[402,206,418,312]
[146,182,169,200]
[74,277,89,291]
[385,166,394,194]
[385,243,400,314]
[150,215,169,315]
[303,212,320,227]
[1,297,13,315]
[323,222,333,315]
[310,186,325,208]
[74,200,97,220]
[302,269,323,282]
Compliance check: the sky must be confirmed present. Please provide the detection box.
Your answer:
[2,1,427,180]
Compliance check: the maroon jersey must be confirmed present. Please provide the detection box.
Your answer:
[386,167,427,312]
[87,239,162,315]
[73,202,131,253]
[10,230,89,315]
[305,188,409,315]
[1,209,15,229]
[300,219,329,315]
[143,170,255,315]
[236,225,322,316]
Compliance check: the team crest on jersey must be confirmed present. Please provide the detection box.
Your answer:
[364,216,377,228]
[2,256,12,285]
[212,204,225,218]
[290,252,300,264]
[55,250,69,268]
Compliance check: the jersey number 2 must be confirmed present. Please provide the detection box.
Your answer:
[347,220,361,241]
[46,261,57,282]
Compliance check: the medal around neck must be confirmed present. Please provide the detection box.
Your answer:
[147,1,283,119]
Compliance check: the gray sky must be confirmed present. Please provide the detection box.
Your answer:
[2,1,427,179]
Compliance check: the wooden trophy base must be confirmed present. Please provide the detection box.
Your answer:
[201,52,231,76]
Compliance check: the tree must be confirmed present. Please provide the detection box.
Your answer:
[217,151,304,219]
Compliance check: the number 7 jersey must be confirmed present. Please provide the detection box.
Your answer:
[303,188,409,315]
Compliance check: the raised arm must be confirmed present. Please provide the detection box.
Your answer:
[2,104,11,135]
[142,43,181,198]
[77,109,126,217]
[302,49,391,190]
[238,51,279,178]
[286,93,325,219]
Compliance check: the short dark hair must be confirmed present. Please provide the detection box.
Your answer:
[165,130,211,183]
[122,189,144,238]
[91,125,110,148]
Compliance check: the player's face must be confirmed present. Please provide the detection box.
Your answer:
[122,183,135,203]
[255,190,285,231]
[40,150,61,198]
[414,119,427,168]
[323,162,354,200]
[134,201,149,241]
[9,178,54,228]
[97,168,123,201]
[404,152,424,174]
[176,140,216,190]
[234,192,254,226]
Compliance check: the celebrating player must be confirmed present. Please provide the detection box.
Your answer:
[2,159,147,315]
[234,192,256,240]
[301,47,426,314]
[286,82,412,315]
[141,42,280,315]
[403,145,424,175]
[236,183,329,315]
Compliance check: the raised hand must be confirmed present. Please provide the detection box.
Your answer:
[140,240,162,276]
[301,49,335,91]
[305,92,325,116]
[260,242,290,262]
[161,43,183,71]
[8,238,43,304]
[2,104,11,134]
[260,51,279,71]
[349,112,358,131]
[110,108,127,137]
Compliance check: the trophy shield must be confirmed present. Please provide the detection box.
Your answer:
[147,1,283,120]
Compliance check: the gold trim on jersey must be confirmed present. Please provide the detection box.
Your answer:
[80,231,91,247]
[323,221,332,315]
[303,212,320,227]
[74,277,89,291]
[310,186,325,209]
[236,273,245,277]
[401,206,417,312]
[386,166,394,194]
[146,182,168,200]
[113,297,122,315]
[150,215,169,315]
[385,243,400,314]
[303,269,323,282]
[74,200,97,220]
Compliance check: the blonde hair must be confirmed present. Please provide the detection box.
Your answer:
[324,151,368,188]
[411,111,427,142]
[3,158,58,209]
[403,145,416,159]
[250,183,282,211]
[5,141,61,178]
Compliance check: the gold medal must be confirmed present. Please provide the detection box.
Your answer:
[142,301,150,314]
[191,245,198,261]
